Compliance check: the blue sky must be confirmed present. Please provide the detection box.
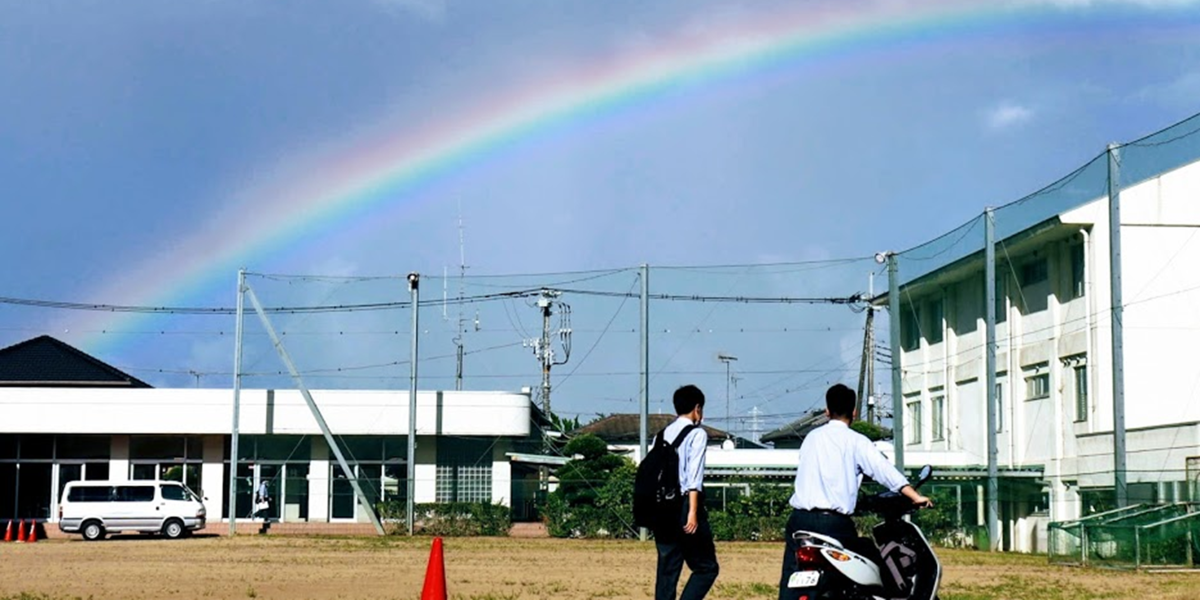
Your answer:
[3,0,1200,436]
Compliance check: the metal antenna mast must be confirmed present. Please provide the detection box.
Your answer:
[453,207,468,391]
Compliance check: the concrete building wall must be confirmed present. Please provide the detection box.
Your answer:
[893,156,1200,551]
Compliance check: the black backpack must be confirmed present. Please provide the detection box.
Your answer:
[632,424,699,535]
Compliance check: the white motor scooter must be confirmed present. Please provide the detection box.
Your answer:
[785,465,941,600]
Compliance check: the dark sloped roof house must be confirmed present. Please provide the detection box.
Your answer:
[0,335,151,388]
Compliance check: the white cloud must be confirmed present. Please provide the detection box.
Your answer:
[370,0,447,21]
[984,102,1035,131]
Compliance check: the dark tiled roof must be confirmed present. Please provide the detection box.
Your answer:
[760,409,893,448]
[0,335,151,388]
[760,409,828,445]
[573,413,731,443]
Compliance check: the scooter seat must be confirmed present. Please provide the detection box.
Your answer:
[790,530,845,548]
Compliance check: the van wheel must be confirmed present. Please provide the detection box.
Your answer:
[82,520,106,541]
[162,519,185,540]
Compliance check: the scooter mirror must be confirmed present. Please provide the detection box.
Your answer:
[917,464,933,485]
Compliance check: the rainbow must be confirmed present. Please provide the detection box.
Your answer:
[73,0,1154,354]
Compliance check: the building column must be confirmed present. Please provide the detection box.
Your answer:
[110,435,130,482]
[415,436,437,503]
[308,436,329,522]
[201,435,225,520]
[491,442,512,507]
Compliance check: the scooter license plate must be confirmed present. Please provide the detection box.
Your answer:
[787,570,820,588]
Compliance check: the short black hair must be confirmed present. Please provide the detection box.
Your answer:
[673,384,705,415]
[826,383,856,419]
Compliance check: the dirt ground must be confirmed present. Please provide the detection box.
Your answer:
[0,535,1197,600]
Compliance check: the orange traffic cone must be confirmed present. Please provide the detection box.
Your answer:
[420,537,447,600]
[25,521,37,543]
[16,520,26,542]
[3,519,11,542]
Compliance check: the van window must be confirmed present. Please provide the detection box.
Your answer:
[161,485,188,501]
[115,486,155,502]
[67,486,113,502]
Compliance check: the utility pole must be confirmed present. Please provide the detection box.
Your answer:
[856,302,875,419]
[527,290,571,416]
[985,208,1000,551]
[526,289,571,499]
[749,406,762,444]
[229,269,246,536]
[1108,143,1128,508]
[407,273,420,535]
[881,251,904,472]
[867,273,876,425]
[639,264,650,542]
[718,354,737,437]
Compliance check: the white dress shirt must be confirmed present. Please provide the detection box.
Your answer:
[788,420,909,515]
[662,416,708,493]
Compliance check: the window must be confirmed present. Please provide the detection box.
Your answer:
[995,379,1005,433]
[1018,258,1049,314]
[901,306,920,352]
[1024,363,1050,400]
[1070,243,1086,299]
[1074,365,1088,422]
[131,464,156,480]
[995,272,1008,324]
[67,486,113,503]
[56,436,111,460]
[115,486,155,502]
[436,439,494,503]
[160,485,188,501]
[931,393,946,441]
[907,400,923,445]
[1020,258,1048,286]
[927,299,944,344]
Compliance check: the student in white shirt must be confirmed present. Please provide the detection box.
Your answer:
[778,384,930,600]
[655,384,719,600]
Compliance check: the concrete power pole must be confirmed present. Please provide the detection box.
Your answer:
[529,289,570,416]
[1108,143,1128,508]
[527,289,571,496]
[985,208,1000,551]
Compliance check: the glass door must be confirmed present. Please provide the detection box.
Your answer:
[284,463,308,522]
[331,464,355,520]
[257,463,281,521]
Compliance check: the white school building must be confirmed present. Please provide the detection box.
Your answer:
[875,141,1200,551]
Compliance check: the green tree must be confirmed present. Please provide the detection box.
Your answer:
[556,434,628,506]
[851,420,889,441]
[541,433,637,538]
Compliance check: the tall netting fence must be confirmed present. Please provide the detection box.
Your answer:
[7,110,1200,541]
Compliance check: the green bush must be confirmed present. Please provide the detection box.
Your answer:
[709,483,791,542]
[911,488,967,547]
[378,501,510,536]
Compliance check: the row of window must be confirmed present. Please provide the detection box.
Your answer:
[66,484,195,503]
[900,245,1086,351]
[905,361,1089,445]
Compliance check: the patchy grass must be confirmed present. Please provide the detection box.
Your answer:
[2,537,1197,599]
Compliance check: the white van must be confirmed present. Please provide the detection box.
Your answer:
[58,480,207,540]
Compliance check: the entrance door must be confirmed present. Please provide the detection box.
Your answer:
[256,464,281,521]
[331,465,355,520]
